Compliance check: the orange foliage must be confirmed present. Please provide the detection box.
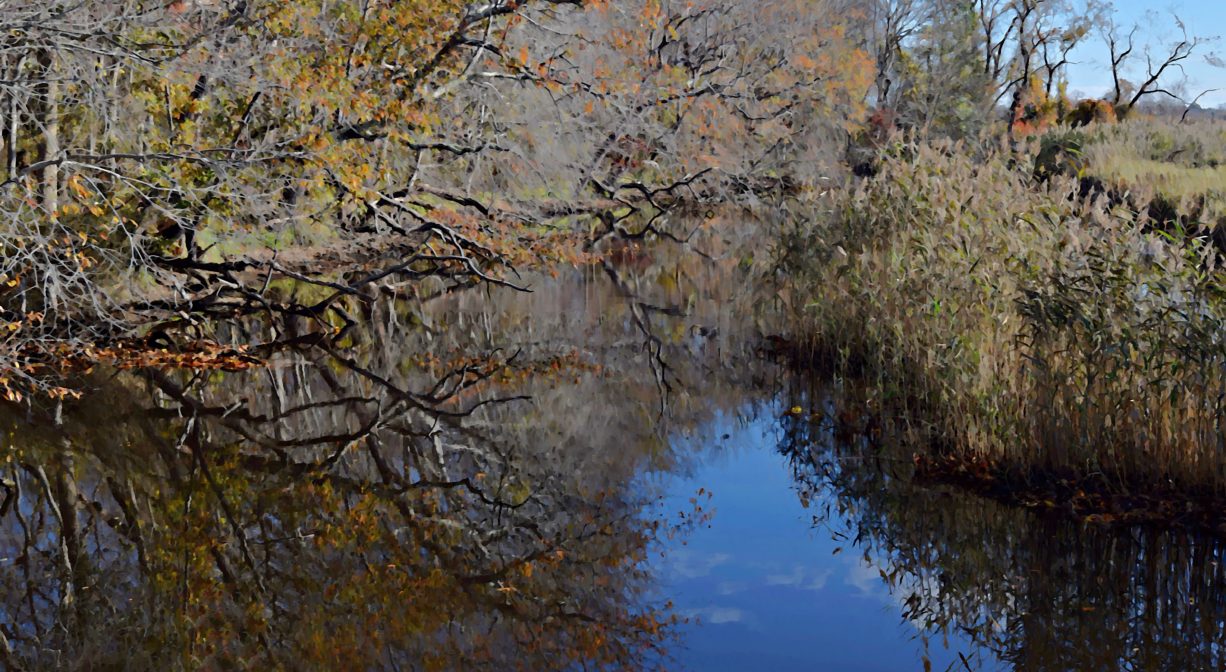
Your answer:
[1068,98,1118,127]
[41,339,263,374]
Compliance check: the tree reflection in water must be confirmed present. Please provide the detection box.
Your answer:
[0,230,779,670]
[8,217,1221,671]
[779,382,1226,672]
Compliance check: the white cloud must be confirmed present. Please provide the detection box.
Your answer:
[683,606,747,625]
[765,565,832,592]
[845,558,889,602]
[668,549,731,580]
[765,565,806,587]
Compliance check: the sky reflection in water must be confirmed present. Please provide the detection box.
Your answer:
[651,411,1003,672]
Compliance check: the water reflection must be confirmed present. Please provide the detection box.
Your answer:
[0,222,1223,670]
[0,226,777,670]
[651,411,995,672]
[777,381,1226,671]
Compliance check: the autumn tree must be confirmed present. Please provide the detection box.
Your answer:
[860,0,1108,137]
[893,0,994,137]
[0,0,870,398]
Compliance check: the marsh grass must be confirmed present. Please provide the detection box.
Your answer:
[1085,118,1226,171]
[1081,119,1226,222]
[788,135,1226,496]
[1104,160,1226,201]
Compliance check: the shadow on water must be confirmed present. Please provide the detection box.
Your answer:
[0,219,1223,669]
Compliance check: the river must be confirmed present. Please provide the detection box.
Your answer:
[0,219,1223,670]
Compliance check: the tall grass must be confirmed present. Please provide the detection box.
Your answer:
[1084,117,1226,171]
[788,137,1226,494]
[1080,118,1226,220]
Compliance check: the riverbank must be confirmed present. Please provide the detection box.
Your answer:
[781,120,1226,527]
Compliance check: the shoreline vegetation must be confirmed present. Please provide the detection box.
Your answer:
[782,119,1226,533]
[2,0,1224,532]
[1,1,1226,665]
[0,0,870,400]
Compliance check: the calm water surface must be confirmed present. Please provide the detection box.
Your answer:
[2,224,1223,669]
[651,412,1000,672]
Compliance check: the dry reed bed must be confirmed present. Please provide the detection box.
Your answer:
[1081,119,1226,223]
[791,138,1226,497]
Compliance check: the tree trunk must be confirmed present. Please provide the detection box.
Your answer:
[39,48,60,220]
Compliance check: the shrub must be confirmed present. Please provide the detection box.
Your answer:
[1033,129,1088,181]
[1067,98,1118,127]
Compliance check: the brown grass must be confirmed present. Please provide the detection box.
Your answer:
[1082,118,1226,217]
[787,133,1226,496]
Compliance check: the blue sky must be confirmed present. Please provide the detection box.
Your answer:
[1065,0,1226,107]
